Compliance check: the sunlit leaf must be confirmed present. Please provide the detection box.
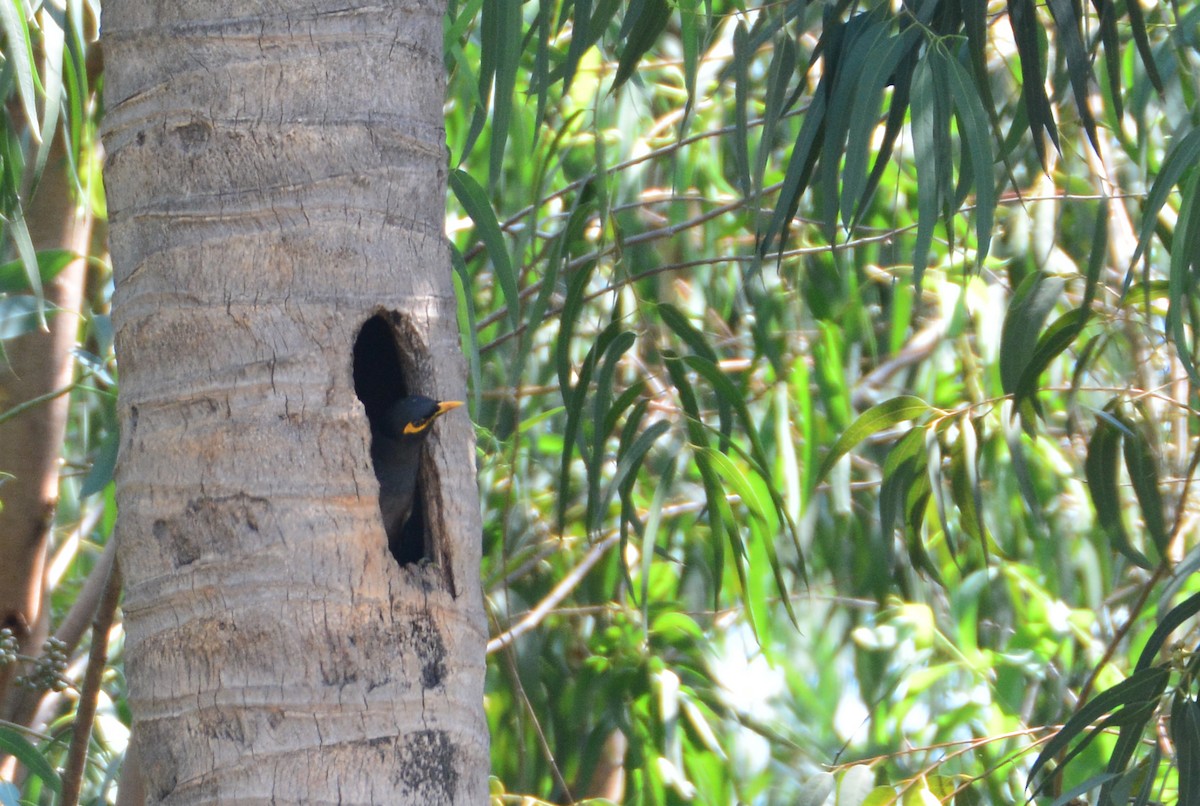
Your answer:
[817,395,930,483]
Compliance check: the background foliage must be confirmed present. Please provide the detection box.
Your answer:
[3,0,1200,804]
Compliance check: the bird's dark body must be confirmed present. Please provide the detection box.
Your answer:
[369,395,460,562]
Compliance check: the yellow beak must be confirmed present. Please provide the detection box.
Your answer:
[436,400,464,416]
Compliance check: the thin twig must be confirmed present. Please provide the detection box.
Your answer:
[60,560,122,806]
[488,532,621,655]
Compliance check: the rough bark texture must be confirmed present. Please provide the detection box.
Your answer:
[101,2,487,803]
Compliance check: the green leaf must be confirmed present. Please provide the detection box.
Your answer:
[909,51,941,285]
[487,0,521,187]
[1008,0,1060,167]
[1131,127,1200,265]
[842,24,921,229]
[1172,697,1200,803]
[1125,0,1165,95]
[0,249,76,293]
[943,46,995,266]
[820,8,889,240]
[702,447,796,628]
[80,426,119,497]
[0,727,61,792]
[1136,590,1200,671]
[560,321,625,531]
[0,0,40,142]
[1085,406,1152,568]
[1000,271,1065,397]
[1013,306,1090,402]
[448,169,519,334]
[1046,0,1099,154]
[817,395,930,483]
[732,22,752,199]
[612,0,670,92]
[656,304,718,363]
[450,247,482,414]
[1120,417,1168,557]
[879,426,926,541]
[1166,168,1200,385]
[758,89,825,256]
[1028,665,1169,791]
[949,417,987,555]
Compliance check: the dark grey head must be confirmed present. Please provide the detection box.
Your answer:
[377,396,464,440]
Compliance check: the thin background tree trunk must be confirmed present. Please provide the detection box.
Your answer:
[101,1,487,801]
[0,138,90,723]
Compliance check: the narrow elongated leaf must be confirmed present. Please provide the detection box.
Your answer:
[943,47,995,266]
[1166,169,1200,384]
[0,0,40,140]
[1014,306,1090,402]
[1007,0,1060,166]
[450,247,482,414]
[758,90,826,255]
[32,4,65,185]
[555,257,597,398]
[657,307,732,450]
[1090,0,1122,120]
[949,418,987,554]
[820,9,889,239]
[753,32,797,198]
[1028,665,1170,788]
[603,382,646,437]
[636,446,675,611]
[5,212,46,324]
[702,447,797,626]
[732,22,752,199]
[818,396,930,483]
[1120,418,1168,556]
[879,426,927,539]
[1125,0,1165,94]
[1172,697,1200,803]
[561,0,592,95]
[909,53,939,285]
[588,330,637,529]
[1131,128,1200,265]
[664,354,736,617]
[448,169,519,333]
[560,321,624,530]
[1046,0,1099,154]
[680,354,755,458]
[1000,272,1065,397]
[842,24,921,228]
[678,0,697,110]
[604,419,671,519]
[612,0,670,91]
[1085,408,1152,569]
[656,304,719,362]
[1099,705,1159,806]
[1136,590,1200,671]
[0,727,60,792]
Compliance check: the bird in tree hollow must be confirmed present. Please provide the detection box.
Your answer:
[370,395,463,560]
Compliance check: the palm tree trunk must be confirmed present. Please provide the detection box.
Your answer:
[101,2,487,802]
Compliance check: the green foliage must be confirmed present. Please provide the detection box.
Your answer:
[7,0,1200,803]
[447,0,1200,803]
